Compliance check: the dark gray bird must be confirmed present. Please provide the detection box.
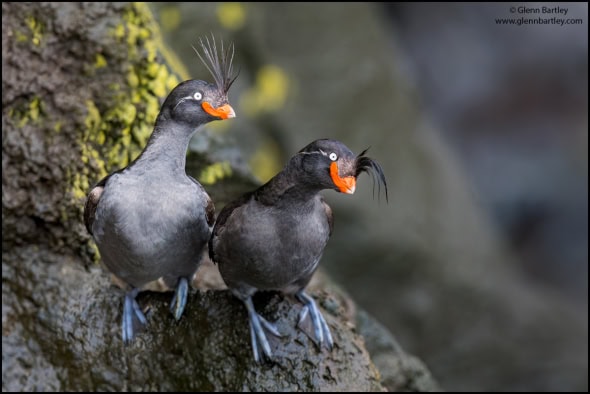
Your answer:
[209,139,388,362]
[84,37,237,344]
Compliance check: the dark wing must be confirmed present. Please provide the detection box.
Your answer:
[205,198,215,227]
[208,191,254,263]
[83,175,112,235]
[188,175,215,227]
[321,197,334,237]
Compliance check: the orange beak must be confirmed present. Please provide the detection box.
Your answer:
[330,162,356,194]
[202,102,236,119]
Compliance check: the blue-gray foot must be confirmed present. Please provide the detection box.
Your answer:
[122,288,148,344]
[170,277,189,321]
[243,296,282,363]
[296,291,333,350]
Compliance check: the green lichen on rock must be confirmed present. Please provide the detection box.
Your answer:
[198,161,233,185]
[84,2,183,171]
[24,15,44,46]
[216,2,246,31]
[8,96,45,128]
[9,13,44,45]
[158,5,182,32]
[239,64,290,117]
[94,53,108,69]
[248,136,283,183]
[76,2,193,195]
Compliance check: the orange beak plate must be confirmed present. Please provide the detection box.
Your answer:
[202,102,236,119]
[330,162,356,194]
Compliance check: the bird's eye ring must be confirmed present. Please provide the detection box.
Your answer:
[193,92,203,101]
[329,152,338,161]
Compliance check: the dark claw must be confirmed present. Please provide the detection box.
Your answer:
[170,277,189,321]
[122,288,147,344]
[244,297,281,363]
[296,291,333,350]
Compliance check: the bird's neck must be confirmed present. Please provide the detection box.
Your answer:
[133,120,198,173]
[257,164,322,205]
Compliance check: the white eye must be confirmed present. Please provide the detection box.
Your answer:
[329,152,338,161]
[193,92,203,101]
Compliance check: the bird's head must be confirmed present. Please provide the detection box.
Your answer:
[161,36,236,127]
[296,139,388,200]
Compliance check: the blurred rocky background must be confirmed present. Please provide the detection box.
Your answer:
[386,3,588,305]
[150,2,588,391]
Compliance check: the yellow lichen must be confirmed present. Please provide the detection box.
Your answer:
[87,242,100,261]
[148,64,169,97]
[258,65,289,109]
[25,15,43,46]
[131,123,150,147]
[144,39,158,62]
[106,144,126,169]
[127,68,140,88]
[86,2,187,173]
[82,100,108,179]
[216,3,246,30]
[119,102,138,126]
[28,97,43,123]
[97,131,106,145]
[72,173,89,199]
[11,96,44,127]
[166,73,180,92]
[94,53,108,68]
[198,161,233,185]
[15,30,28,43]
[159,5,181,32]
[158,43,190,81]
[249,137,283,183]
[112,23,125,40]
[121,132,131,148]
[146,62,160,78]
[84,100,101,133]
[240,64,289,116]
[143,96,161,124]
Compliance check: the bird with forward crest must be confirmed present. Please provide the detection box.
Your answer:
[84,37,237,344]
[209,138,388,362]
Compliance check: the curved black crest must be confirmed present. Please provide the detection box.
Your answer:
[355,148,389,202]
[193,35,237,95]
